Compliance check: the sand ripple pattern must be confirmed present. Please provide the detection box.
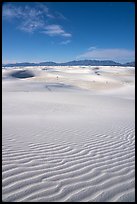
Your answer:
[2,121,135,202]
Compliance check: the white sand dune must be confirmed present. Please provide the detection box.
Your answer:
[2,66,135,202]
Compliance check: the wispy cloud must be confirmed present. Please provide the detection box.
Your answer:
[60,40,71,45]
[88,46,97,51]
[77,48,135,62]
[3,3,46,32]
[2,3,71,36]
[3,3,24,19]
[19,20,44,33]
[42,24,71,37]
[2,3,52,19]
[55,11,68,20]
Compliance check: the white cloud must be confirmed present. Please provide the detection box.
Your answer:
[77,48,135,62]
[42,24,72,37]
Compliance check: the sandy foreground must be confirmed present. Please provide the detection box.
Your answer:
[2,66,135,202]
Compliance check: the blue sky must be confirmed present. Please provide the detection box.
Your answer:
[2,2,135,64]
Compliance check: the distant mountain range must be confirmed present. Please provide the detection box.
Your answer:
[2,60,135,67]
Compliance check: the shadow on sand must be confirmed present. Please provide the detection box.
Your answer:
[10,70,35,79]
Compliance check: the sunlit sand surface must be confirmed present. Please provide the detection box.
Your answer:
[2,66,135,202]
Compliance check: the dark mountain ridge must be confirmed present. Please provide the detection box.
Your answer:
[2,60,135,67]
